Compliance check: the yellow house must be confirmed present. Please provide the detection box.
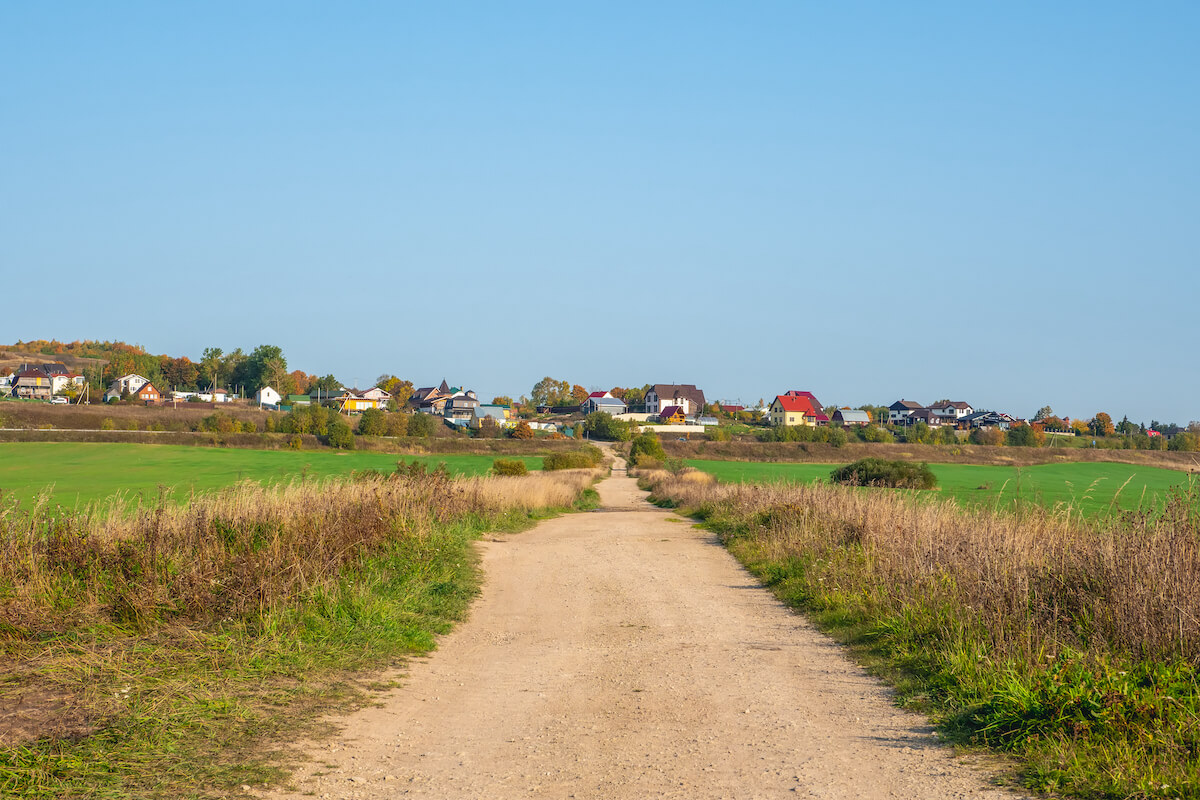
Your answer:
[659,405,687,424]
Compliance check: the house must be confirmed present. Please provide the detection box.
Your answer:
[769,391,829,427]
[888,400,924,424]
[410,379,455,413]
[781,391,829,425]
[135,382,161,403]
[105,373,152,402]
[905,408,943,427]
[197,389,232,403]
[255,386,282,407]
[360,387,391,407]
[658,405,687,424]
[443,391,480,420]
[831,408,871,426]
[960,410,1016,431]
[644,384,706,416]
[929,401,974,422]
[471,405,510,429]
[581,392,628,415]
[13,368,53,400]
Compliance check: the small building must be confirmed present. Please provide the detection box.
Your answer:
[135,383,161,403]
[658,405,687,424]
[831,408,871,426]
[471,405,510,429]
[256,386,282,407]
[582,394,628,415]
[905,408,943,427]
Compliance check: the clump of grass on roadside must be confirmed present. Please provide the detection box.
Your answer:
[642,471,1200,799]
[0,465,599,798]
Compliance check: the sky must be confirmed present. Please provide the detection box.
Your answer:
[3,2,1197,424]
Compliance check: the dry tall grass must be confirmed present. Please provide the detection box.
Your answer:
[0,468,599,635]
[641,468,1200,661]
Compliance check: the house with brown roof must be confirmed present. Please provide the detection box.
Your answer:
[929,400,974,422]
[658,405,687,424]
[13,368,53,400]
[644,384,706,416]
[887,399,924,424]
[135,382,161,403]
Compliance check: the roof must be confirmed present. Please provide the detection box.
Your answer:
[587,391,609,399]
[773,391,829,422]
[659,405,686,418]
[720,404,745,412]
[930,400,972,410]
[15,368,50,379]
[889,399,924,411]
[650,384,706,411]
[833,409,871,423]
[591,397,626,407]
[474,406,507,420]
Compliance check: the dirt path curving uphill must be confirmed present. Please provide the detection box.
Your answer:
[263,457,1025,799]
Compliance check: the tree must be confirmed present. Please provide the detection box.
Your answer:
[311,374,342,398]
[376,375,415,407]
[491,395,514,407]
[1033,405,1054,421]
[583,411,632,442]
[510,420,534,439]
[1116,415,1137,436]
[571,384,589,404]
[969,427,1005,446]
[326,417,355,449]
[200,347,224,388]
[530,377,572,407]
[1169,432,1199,452]
[628,430,666,466]
[1006,423,1045,447]
[1089,412,1115,437]
[232,344,288,395]
[1071,418,1090,436]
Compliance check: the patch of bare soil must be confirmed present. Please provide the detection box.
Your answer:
[259,462,1029,799]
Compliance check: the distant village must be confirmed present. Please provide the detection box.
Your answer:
[4,358,1194,449]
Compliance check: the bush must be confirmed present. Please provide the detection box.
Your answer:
[543,446,603,471]
[407,412,437,438]
[861,425,893,443]
[385,412,409,437]
[326,418,355,450]
[829,458,937,489]
[707,426,731,442]
[510,421,534,440]
[100,418,115,431]
[286,435,303,450]
[1169,431,1199,452]
[357,407,386,437]
[492,459,528,476]
[583,412,632,442]
[628,430,666,466]
[969,427,1006,446]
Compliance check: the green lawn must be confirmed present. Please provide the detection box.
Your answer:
[685,459,1196,515]
[0,442,542,509]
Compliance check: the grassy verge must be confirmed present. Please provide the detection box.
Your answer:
[639,468,1200,799]
[0,467,599,798]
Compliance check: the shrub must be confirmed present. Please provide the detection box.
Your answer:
[100,418,115,431]
[510,421,534,440]
[543,446,602,471]
[492,459,528,476]
[326,418,355,450]
[583,411,632,442]
[357,407,386,437]
[969,427,1006,446]
[286,435,303,450]
[861,425,893,443]
[830,458,937,489]
[385,412,410,437]
[407,412,437,438]
[1169,431,1199,452]
[707,426,731,442]
[628,430,666,466]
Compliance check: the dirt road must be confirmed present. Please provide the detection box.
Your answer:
[264,460,1023,799]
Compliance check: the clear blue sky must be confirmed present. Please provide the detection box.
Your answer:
[4,3,1197,424]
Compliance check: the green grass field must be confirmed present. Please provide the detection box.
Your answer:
[685,459,1196,515]
[0,442,542,509]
